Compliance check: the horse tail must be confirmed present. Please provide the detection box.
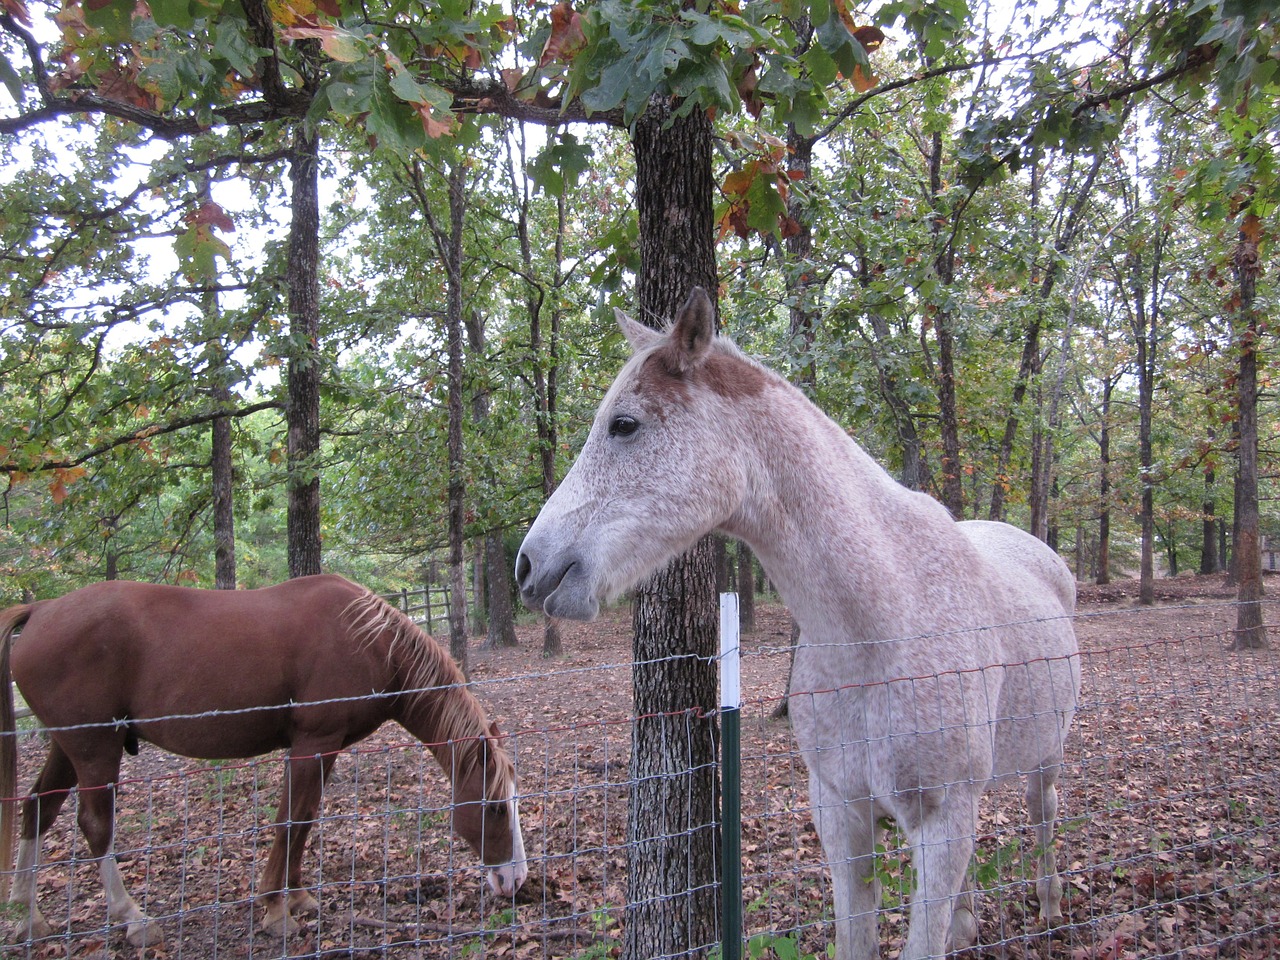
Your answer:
[0,603,32,900]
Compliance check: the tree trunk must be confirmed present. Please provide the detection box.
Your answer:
[463,288,516,650]
[507,124,566,659]
[484,530,518,649]
[624,98,720,960]
[471,538,487,635]
[926,130,965,517]
[212,385,236,589]
[285,122,323,579]
[1123,235,1160,606]
[785,127,818,396]
[197,170,237,591]
[1231,217,1266,649]
[1200,463,1221,575]
[1097,377,1113,585]
[737,543,755,635]
[443,159,470,672]
[992,150,1103,524]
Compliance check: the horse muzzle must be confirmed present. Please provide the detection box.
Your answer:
[514,547,601,622]
[487,859,529,897]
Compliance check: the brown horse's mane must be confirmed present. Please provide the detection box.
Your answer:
[341,591,514,803]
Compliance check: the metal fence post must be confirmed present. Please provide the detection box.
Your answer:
[720,592,742,960]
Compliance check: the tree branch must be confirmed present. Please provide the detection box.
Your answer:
[2,399,283,474]
[447,76,623,128]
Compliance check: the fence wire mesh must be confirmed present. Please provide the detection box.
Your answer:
[1,584,1277,959]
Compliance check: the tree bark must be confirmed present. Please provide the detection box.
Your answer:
[926,129,965,518]
[736,543,755,635]
[201,171,237,591]
[785,127,818,396]
[1231,217,1266,649]
[443,159,470,672]
[624,98,720,960]
[212,384,236,589]
[483,531,518,648]
[1200,462,1221,574]
[285,121,323,579]
[464,289,517,650]
[1097,377,1114,585]
[507,126,565,658]
[991,151,1104,525]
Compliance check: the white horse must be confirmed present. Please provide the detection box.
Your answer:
[516,288,1080,960]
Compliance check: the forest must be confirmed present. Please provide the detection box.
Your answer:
[0,1,1276,626]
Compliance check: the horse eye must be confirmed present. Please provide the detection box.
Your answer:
[609,415,639,438]
[487,800,509,819]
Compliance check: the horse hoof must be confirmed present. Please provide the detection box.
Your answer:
[259,911,302,937]
[288,890,320,917]
[947,906,979,952]
[125,918,164,949]
[15,916,53,942]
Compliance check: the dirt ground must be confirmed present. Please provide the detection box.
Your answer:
[2,574,1278,960]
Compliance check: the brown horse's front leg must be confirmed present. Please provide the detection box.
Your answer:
[258,753,331,937]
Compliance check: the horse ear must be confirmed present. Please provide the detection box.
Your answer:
[615,308,662,353]
[667,286,716,373]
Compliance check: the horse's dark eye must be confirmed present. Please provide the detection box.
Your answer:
[609,415,639,438]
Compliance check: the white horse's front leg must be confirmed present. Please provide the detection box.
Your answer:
[100,853,164,947]
[9,835,52,941]
[902,797,978,960]
[809,775,880,960]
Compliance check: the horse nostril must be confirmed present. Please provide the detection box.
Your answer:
[515,552,531,588]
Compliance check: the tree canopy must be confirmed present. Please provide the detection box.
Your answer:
[1,0,1276,608]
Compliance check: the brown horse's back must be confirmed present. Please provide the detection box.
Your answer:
[11,574,397,761]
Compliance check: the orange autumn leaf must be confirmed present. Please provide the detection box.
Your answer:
[185,201,235,233]
[722,167,756,197]
[48,467,87,505]
[2,0,32,26]
[539,2,585,67]
[415,101,457,138]
[850,63,876,92]
[1241,212,1264,245]
[853,24,885,53]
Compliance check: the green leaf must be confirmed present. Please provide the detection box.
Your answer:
[388,64,437,105]
[0,54,24,105]
[581,52,641,114]
[325,60,376,118]
[149,0,195,29]
[366,69,428,153]
[744,171,786,234]
[83,0,135,41]
[174,225,231,282]
[801,43,837,88]
[528,134,593,195]
[669,55,735,112]
[212,20,264,78]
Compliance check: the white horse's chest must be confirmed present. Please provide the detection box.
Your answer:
[789,637,1005,802]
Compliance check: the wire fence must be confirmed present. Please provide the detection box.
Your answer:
[1,585,1277,959]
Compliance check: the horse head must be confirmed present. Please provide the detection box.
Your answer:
[516,287,767,621]
[450,720,527,896]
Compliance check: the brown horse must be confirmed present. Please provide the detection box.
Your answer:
[0,573,526,947]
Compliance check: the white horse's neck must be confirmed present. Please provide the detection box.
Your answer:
[716,359,970,645]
